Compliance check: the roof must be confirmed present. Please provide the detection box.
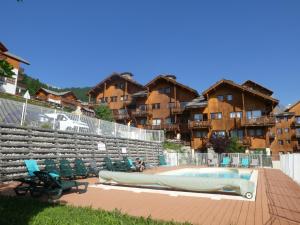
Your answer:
[185,95,208,109]
[285,100,300,112]
[88,73,145,95]
[242,80,273,95]
[202,79,279,104]
[146,75,199,96]
[0,42,30,65]
[37,88,75,97]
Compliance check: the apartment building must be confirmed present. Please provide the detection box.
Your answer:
[0,42,30,95]
[270,101,300,154]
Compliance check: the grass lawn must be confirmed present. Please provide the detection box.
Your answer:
[0,196,190,225]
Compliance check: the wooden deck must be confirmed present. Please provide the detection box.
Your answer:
[1,168,300,225]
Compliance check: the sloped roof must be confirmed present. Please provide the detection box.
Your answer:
[0,42,30,65]
[88,73,145,95]
[203,79,278,104]
[185,95,208,108]
[285,100,300,112]
[242,80,273,95]
[36,88,76,98]
[146,75,199,96]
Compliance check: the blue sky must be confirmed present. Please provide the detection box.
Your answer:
[2,0,300,105]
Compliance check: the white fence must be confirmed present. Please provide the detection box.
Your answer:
[164,152,273,168]
[280,154,300,184]
[0,98,164,142]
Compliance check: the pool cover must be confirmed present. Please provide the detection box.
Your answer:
[99,171,255,198]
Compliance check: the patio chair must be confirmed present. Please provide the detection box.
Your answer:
[158,155,167,166]
[220,157,231,167]
[208,158,218,167]
[88,159,100,176]
[44,159,60,175]
[14,160,59,196]
[104,157,128,172]
[74,159,88,178]
[241,158,250,168]
[123,156,138,171]
[59,159,74,179]
[231,157,240,167]
[250,158,259,168]
[32,171,88,199]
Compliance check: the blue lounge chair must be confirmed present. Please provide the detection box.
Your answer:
[158,155,167,166]
[220,157,231,167]
[241,158,249,168]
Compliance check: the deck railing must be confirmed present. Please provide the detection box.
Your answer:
[241,116,275,126]
[188,120,211,129]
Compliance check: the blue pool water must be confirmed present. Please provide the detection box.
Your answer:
[161,169,252,180]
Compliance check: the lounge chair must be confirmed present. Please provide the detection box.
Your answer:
[88,159,100,176]
[241,158,250,168]
[208,158,218,167]
[158,155,167,166]
[59,159,74,179]
[231,157,240,167]
[123,156,138,171]
[32,171,88,199]
[74,159,88,178]
[44,159,60,175]
[220,157,231,167]
[14,160,59,196]
[104,157,127,172]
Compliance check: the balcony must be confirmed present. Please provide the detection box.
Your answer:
[131,109,149,117]
[171,107,185,114]
[145,123,179,131]
[292,118,300,127]
[188,120,211,129]
[241,116,275,127]
[113,110,130,121]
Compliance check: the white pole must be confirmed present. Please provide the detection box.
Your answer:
[53,109,57,129]
[20,102,26,126]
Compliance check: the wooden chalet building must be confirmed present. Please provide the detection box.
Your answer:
[0,42,30,95]
[186,79,279,151]
[133,75,199,141]
[270,100,300,154]
[87,72,146,123]
[35,88,79,109]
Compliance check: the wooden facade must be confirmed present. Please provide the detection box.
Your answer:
[270,101,300,154]
[88,72,146,123]
[188,79,278,151]
[35,88,79,109]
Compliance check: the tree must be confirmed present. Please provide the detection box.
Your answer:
[0,60,15,78]
[94,105,114,122]
[226,137,246,153]
[208,135,246,153]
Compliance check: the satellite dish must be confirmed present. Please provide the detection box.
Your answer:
[23,90,30,100]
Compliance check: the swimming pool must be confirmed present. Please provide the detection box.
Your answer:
[159,168,252,180]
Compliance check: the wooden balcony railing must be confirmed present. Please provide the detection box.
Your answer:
[131,109,149,117]
[171,107,185,114]
[188,120,211,129]
[145,123,180,131]
[241,116,275,127]
[113,113,130,120]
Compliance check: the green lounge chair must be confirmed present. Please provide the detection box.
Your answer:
[32,171,88,199]
[74,159,88,178]
[104,157,127,172]
[123,156,137,171]
[241,158,250,168]
[14,160,59,196]
[44,159,60,175]
[59,159,74,179]
[88,159,100,176]
[158,155,167,166]
[220,157,231,167]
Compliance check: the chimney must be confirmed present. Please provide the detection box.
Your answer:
[120,72,134,80]
[164,74,177,80]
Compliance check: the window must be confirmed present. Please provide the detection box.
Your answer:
[211,112,222,119]
[277,128,282,134]
[120,95,128,101]
[195,130,208,138]
[230,112,242,119]
[158,87,171,94]
[138,104,147,111]
[246,110,262,119]
[248,128,264,137]
[230,129,244,138]
[256,129,263,136]
[278,140,283,145]
[227,95,233,101]
[194,114,203,121]
[110,96,117,102]
[165,117,174,124]
[116,83,125,89]
[249,129,255,136]
[213,131,226,137]
[152,119,161,125]
[152,103,160,109]
[217,95,224,101]
[167,102,175,109]
[296,117,300,124]
[284,128,289,133]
